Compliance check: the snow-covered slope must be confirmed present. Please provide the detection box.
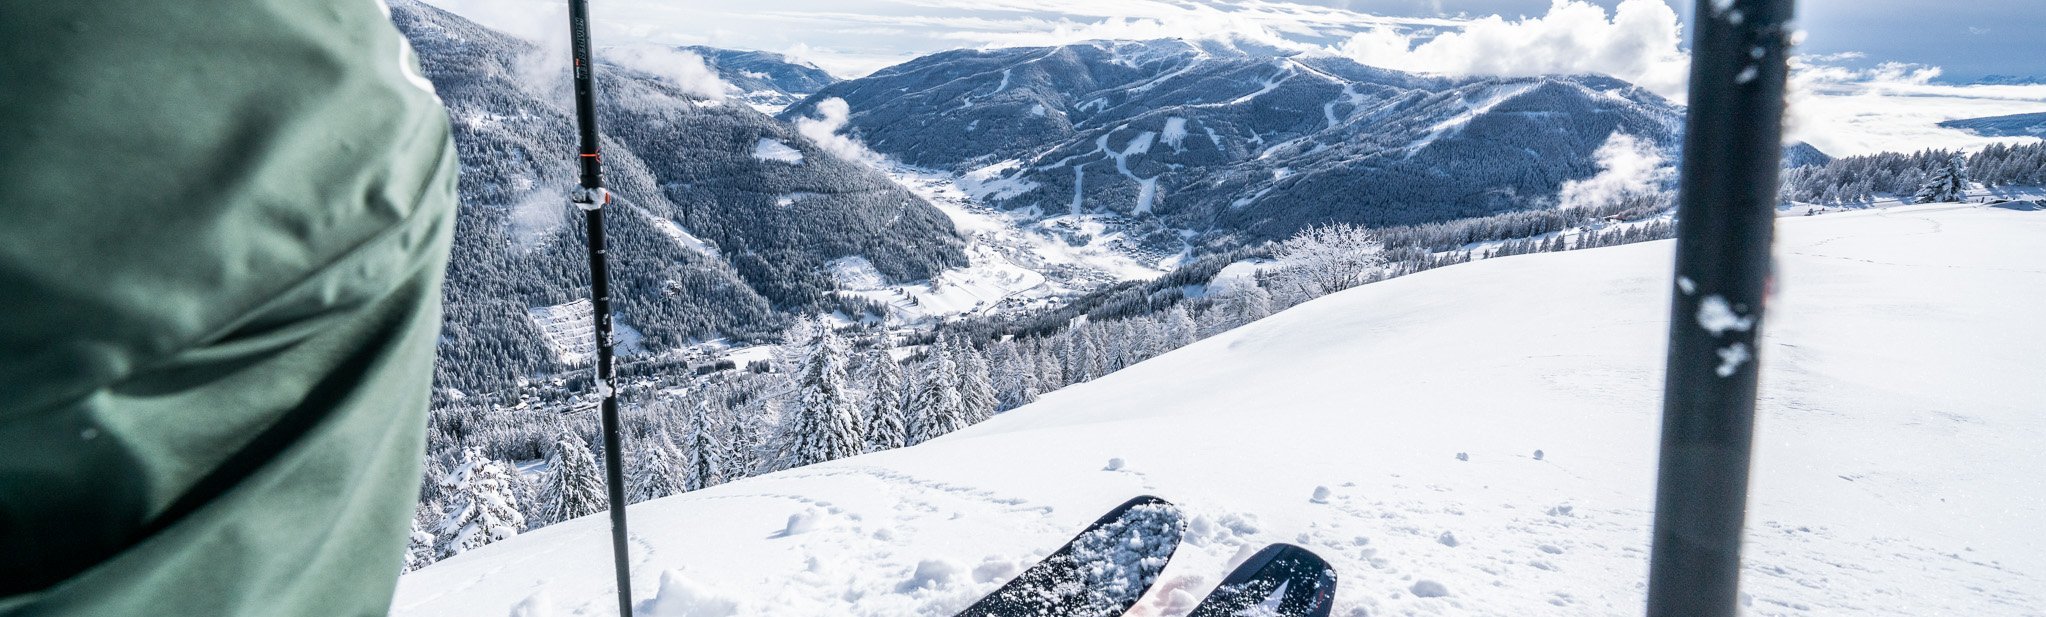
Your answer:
[394,203,2045,616]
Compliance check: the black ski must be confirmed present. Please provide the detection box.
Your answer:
[1188,544,1337,617]
[957,496,1185,617]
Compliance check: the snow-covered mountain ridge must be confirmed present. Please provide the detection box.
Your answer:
[396,202,2046,616]
[785,38,1683,251]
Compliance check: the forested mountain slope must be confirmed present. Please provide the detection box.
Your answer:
[785,39,1682,249]
[393,0,965,397]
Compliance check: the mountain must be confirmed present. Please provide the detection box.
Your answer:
[681,46,838,111]
[391,0,965,397]
[784,39,1682,250]
[1782,141,1835,168]
[393,203,2046,616]
[1939,111,2046,137]
[1972,75,2046,86]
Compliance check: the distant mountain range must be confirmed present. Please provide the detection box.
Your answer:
[1940,112,2046,138]
[391,0,964,396]
[783,39,1684,251]
[680,46,838,111]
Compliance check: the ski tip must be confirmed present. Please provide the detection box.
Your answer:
[1192,543,1338,617]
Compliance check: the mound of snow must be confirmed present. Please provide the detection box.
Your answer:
[398,204,2046,616]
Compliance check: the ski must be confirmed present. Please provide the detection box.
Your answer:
[957,496,1185,617]
[1187,544,1337,617]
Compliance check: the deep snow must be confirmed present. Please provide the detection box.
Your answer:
[395,203,2045,616]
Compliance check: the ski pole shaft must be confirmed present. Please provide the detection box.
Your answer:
[1647,1,1794,616]
[565,0,634,615]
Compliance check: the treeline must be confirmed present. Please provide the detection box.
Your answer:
[1780,142,2046,205]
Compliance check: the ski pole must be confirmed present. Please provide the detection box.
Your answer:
[1646,1,1794,616]
[565,1,635,614]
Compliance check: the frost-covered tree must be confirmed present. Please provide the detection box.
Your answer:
[1222,283,1274,327]
[863,349,908,451]
[1063,326,1098,384]
[907,340,967,445]
[681,400,727,491]
[955,337,998,424]
[537,432,609,526]
[434,447,527,558]
[1913,154,1971,203]
[1034,342,1064,391]
[991,342,1039,411]
[1274,223,1387,295]
[628,430,686,504]
[782,327,865,467]
[403,502,438,573]
[1163,305,1199,350]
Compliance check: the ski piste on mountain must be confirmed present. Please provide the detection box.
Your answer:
[956,496,1339,617]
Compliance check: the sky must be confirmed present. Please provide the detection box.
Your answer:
[421,0,2046,156]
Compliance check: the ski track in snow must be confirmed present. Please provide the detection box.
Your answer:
[397,203,2046,617]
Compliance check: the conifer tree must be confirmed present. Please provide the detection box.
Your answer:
[1164,305,1199,350]
[628,430,686,503]
[907,339,966,445]
[955,336,998,424]
[1913,154,1971,203]
[403,502,438,572]
[991,342,1038,410]
[434,447,527,558]
[681,400,727,491]
[1063,326,1097,384]
[783,327,865,467]
[1035,342,1065,391]
[863,348,908,451]
[537,432,608,526]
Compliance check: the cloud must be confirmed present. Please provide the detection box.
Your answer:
[1786,58,2046,156]
[795,98,885,166]
[1335,0,1689,99]
[1557,132,1673,210]
[604,47,736,101]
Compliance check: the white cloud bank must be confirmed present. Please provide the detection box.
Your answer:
[603,47,735,101]
[1338,0,1689,99]
[421,0,2046,156]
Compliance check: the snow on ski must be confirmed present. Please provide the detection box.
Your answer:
[1187,544,1337,617]
[957,496,1184,617]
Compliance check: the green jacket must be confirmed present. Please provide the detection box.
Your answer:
[0,1,458,615]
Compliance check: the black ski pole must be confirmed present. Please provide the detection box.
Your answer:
[1646,1,1794,616]
[564,1,635,615]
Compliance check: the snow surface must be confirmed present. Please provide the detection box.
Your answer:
[398,203,2045,616]
[751,138,805,164]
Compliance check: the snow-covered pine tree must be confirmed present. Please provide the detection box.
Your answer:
[1063,326,1097,383]
[537,431,608,526]
[1913,154,1971,203]
[955,336,998,424]
[681,399,727,491]
[628,430,686,503]
[403,501,438,572]
[863,348,908,450]
[1164,304,1199,350]
[433,447,527,558]
[1034,340,1064,391]
[907,339,967,445]
[782,327,865,467]
[990,342,1037,411]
